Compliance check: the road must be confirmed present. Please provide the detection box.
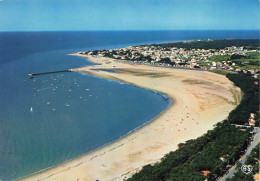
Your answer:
[219,127,260,181]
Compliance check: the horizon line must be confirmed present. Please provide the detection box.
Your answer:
[0,29,259,33]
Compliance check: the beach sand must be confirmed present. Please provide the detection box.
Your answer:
[20,54,242,181]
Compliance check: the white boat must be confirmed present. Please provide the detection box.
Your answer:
[30,107,33,112]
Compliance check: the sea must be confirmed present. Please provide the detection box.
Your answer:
[0,30,259,180]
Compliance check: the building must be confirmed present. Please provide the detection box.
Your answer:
[254,174,260,181]
[219,154,229,162]
[201,170,211,176]
[248,120,255,126]
[248,113,256,126]
[250,113,255,118]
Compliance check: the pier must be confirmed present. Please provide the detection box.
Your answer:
[28,69,72,77]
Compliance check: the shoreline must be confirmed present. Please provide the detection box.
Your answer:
[18,97,171,181]
[20,54,242,181]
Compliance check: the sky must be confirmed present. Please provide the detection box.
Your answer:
[0,0,259,31]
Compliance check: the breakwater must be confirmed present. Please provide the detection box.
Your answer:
[28,69,72,77]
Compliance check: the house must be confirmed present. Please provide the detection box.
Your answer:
[249,69,255,74]
[254,81,259,85]
[219,154,229,162]
[121,55,127,59]
[254,174,260,181]
[201,170,211,176]
[248,120,255,126]
[250,113,255,118]
[248,113,256,126]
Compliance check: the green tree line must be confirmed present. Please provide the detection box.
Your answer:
[148,39,259,50]
[227,72,259,126]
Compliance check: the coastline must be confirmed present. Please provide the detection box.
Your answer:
[20,54,242,181]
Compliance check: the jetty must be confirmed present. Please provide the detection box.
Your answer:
[28,69,72,77]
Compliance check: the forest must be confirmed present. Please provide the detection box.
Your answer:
[127,72,258,181]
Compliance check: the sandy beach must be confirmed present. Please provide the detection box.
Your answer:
[20,54,242,181]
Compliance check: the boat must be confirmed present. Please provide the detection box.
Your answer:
[28,73,34,79]
[30,107,33,112]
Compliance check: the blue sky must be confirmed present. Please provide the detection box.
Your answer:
[0,0,259,31]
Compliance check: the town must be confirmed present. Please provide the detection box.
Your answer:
[80,39,259,76]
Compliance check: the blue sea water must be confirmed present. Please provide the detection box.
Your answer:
[0,30,259,180]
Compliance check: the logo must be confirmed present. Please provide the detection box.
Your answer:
[241,165,253,175]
